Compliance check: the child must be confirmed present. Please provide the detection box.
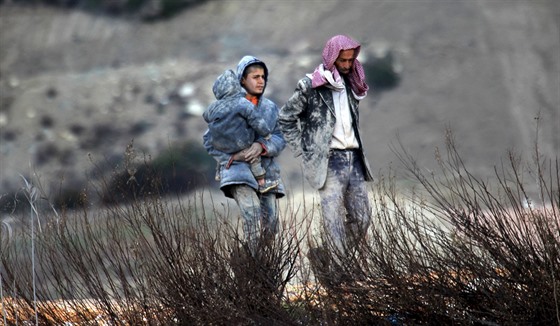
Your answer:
[203,69,279,193]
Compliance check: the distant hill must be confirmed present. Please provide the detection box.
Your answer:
[1,0,558,198]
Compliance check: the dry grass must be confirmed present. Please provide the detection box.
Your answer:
[1,133,558,325]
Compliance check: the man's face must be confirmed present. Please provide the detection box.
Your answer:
[334,49,355,75]
[241,66,266,96]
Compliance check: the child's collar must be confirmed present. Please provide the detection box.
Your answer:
[245,94,259,106]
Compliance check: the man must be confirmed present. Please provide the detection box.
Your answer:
[279,35,373,258]
[203,55,285,255]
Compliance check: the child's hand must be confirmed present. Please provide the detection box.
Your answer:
[231,149,247,162]
[244,142,263,163]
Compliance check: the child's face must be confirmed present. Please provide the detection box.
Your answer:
[241,66,266,97]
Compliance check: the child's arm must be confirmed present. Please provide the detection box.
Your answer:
[203,129,231,164]
[203,129,252,169]
[256,118,286,158]
[243,102,273,138]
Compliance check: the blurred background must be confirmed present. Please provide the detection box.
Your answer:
[0,0,558,210]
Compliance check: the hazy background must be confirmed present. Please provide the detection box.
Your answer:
[1,0,558,202]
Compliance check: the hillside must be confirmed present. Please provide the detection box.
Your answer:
[0,0,558,199]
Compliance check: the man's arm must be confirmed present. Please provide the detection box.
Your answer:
[278,78,310,157]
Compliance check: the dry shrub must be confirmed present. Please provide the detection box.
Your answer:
[1,182,305,325]
[1,131,558,325]
[301,130,558,325]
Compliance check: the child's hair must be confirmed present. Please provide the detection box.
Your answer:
[243,62,268,82]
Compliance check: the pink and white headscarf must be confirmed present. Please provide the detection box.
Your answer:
[310,35,369,97]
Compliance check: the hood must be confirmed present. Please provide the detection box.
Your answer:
[212,69,242,100]
[236,55,269,85]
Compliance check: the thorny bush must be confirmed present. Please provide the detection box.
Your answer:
[1,132,558,325]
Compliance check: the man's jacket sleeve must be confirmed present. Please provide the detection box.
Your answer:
[278,78,309,157]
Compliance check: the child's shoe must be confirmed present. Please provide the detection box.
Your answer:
[258,179,279,193]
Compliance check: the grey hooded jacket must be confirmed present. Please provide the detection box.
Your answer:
[203,69,275,154]
[279,76,373,189]
[203,56,286,198]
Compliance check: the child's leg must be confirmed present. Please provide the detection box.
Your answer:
[250,157,278,193]
[250,159,266,186]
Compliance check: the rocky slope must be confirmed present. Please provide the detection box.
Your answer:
[1,0,558,198]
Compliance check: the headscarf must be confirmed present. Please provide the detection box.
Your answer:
[310,35,369,97]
